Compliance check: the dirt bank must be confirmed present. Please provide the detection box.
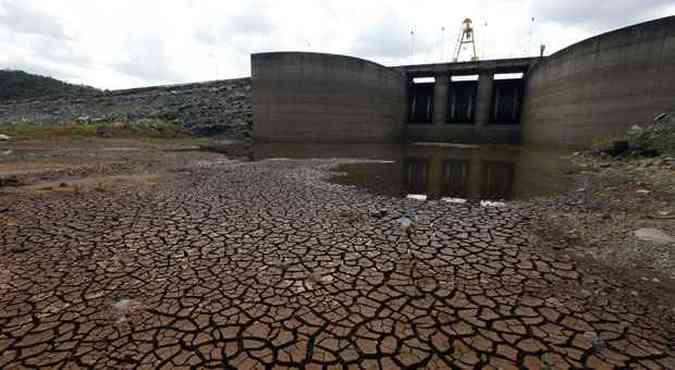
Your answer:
[521,151,675,315]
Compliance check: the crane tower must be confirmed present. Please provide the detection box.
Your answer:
[453,18,478,62]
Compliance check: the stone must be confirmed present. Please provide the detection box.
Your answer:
[370,209,388,219]
[0,134,11,141]
[650,210,675,220]
[406,194,427,201]
[96,127,114,138]
[480,200,506,207]
[0,175,21,187]
[653,112,670,123]
[442,197,467,204]
[633,228,675,244]
[610,140,629,156]
[635,189,651,194]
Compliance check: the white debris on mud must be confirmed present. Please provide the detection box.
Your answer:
[442,197,467,204]
[634,228,675,244]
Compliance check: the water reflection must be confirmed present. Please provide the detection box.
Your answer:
[400,154,516,200]
[253,143,572,201]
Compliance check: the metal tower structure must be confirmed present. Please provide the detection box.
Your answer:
[453,18,478,62]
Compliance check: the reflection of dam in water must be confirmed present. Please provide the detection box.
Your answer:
[397,145,521,200]
[404,156,515,200]
[253,143,572,201]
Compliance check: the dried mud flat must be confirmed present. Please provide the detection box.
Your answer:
[1,139,674,369]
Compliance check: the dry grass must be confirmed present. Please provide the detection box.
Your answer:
[0,124,98,139]
[0,119,190,140]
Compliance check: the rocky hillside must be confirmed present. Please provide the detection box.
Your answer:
[0,78,252,139]
[0,70,99,101]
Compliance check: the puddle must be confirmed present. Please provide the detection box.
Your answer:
[253,143,574,201]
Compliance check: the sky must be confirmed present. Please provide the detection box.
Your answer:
[1,0,673,90]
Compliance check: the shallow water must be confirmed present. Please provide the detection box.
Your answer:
[253,143,574,201]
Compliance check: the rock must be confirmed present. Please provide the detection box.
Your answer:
[406,194,427,201]
[649,210,675,220]
[634,228,675,244]
[480,200,506,207]
[636,189,651,194]
[442,197,467,204]
[0,134,11,141]
[653,112,670,123]
[9,246,30,253]
[609,140,629,156]
[0,175,21,187]
[638,148,660,157]
[370,209,388,219]
[96,127,113,138]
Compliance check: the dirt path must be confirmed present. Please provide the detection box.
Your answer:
[1,141,673,369]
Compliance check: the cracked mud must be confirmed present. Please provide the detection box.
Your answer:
[1,158,674,369]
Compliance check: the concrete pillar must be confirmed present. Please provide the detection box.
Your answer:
[475,70,495,127]
[433,75,449,125]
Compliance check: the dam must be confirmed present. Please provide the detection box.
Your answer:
[252,15,675,147]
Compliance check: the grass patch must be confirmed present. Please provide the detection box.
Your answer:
[0,119,190,140]
[590,134,623,151]
[0,124,98,139]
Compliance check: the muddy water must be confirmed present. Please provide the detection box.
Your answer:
[253,143,574,201]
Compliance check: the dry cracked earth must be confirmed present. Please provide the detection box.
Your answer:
[1,157,674,369]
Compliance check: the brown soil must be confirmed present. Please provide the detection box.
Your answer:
[1,138,673,369]
[522,153,675,316]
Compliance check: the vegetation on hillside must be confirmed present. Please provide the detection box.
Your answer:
[0,69,99,101]
[0,119,189,140]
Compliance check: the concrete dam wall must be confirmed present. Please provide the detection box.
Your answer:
[0,78,252,137]
[252,52,407,143]
[522,16,675,147]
